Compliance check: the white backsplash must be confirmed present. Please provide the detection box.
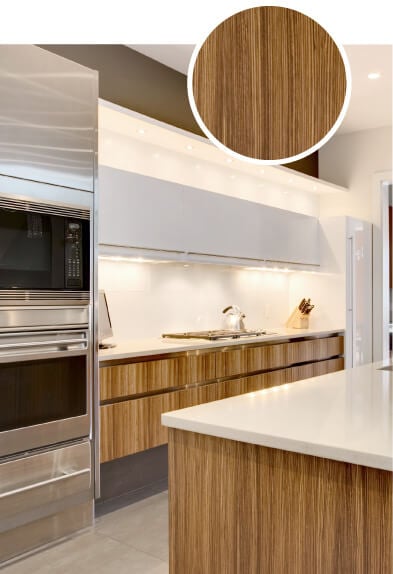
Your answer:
[98,260,292,341]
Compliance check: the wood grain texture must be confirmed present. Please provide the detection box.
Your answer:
[192,6,347,160]
[100,353,216,401]
[100,357,344,461]
[168,429,392,574]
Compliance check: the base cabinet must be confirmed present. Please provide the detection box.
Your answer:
[100,336,344,462]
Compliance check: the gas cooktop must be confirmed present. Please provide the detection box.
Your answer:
[162,329,276,341]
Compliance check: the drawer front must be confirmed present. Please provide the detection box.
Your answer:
[313,357,344,376]
[288,336,344,365]
[215,348,247,378]
[100,357,187,400]
[0,441,91,533]
[100,392,180,461]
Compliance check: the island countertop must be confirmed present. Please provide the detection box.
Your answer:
[162,361,393,471]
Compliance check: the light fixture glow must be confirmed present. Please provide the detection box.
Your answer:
[137,128,145,134]
[226,158,233,163]
[367,72,381,80]
[186,145,193,150]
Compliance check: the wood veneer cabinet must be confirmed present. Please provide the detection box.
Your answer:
[169,430,392,573]
[99,335,344,462]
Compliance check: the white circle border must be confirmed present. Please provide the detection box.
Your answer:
[187,5,352,166]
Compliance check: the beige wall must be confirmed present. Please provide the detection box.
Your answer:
[319,126,392,221]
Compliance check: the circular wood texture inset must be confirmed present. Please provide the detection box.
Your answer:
[190,6,348,161]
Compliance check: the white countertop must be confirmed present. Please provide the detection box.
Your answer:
[162,361,393,471]
[99,327,344,362]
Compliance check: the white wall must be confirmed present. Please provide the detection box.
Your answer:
[289,217,347,333]
[98,260,292,341]
[319,127,392,220]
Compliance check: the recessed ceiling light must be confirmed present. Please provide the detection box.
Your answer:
[137,128,145,134]
[312,184,318,191]
[186,145,193,150]
[226,158,233,163]
[288,178,293,184]
[368,72,381,80]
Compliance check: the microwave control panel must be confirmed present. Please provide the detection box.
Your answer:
[65,220,83,288]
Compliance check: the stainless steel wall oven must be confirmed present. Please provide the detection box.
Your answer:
[0,44,98,565]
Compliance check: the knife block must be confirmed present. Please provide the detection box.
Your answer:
[286,307,309,329]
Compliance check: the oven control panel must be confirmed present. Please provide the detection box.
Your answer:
[65,220,83,288]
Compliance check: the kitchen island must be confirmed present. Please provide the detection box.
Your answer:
[162,361,393,574]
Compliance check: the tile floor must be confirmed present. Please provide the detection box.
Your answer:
[1,492,169,574]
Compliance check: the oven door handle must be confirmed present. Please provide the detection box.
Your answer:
[0,468,91,500]
[0,338,87,350]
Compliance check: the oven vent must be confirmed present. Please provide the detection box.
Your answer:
[0,196,90,220]
[0,290,90,303]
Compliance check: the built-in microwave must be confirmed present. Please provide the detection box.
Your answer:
[0,196,90,295]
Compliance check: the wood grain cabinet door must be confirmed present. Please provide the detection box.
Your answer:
[215,348,247,378]
[100,357,187,400]
[100,391,180,462]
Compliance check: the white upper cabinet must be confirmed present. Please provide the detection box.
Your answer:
[99,167,319,266]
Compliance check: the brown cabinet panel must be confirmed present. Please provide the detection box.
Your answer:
[215,348,247,378]
[100,356,188,400]
[100,391,180,462]
[290,362,316,382]
[187,352,216,384]
[313,357,344,376]
[245,369,290,393]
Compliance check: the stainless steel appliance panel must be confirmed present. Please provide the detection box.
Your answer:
[0,440,91,531]
[1,501,92,565]
[0,329,91,457]
[0,305,89,330]
[0,441,92,564]
[0,45,98,192]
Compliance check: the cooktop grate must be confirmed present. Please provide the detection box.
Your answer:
[162,329,276,341]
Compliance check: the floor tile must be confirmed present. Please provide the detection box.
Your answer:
[96,491,169,561]
[2,523,168,574]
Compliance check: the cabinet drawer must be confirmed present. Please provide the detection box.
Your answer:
[313,357,344,376]
[246,368,290,393]
[100,357,187,400]
[216,348,247,378]
[100,391,180,461]
[288,336,344,365]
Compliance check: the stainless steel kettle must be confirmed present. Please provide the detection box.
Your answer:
[222,305,246,331]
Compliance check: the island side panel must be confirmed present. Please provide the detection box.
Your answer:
[168,429,392,574]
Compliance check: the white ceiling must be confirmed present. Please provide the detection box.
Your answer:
[128,44,392,135]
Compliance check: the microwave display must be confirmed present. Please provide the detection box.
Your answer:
[0,208,89,291]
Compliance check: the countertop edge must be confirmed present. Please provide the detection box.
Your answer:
[99,328,345,364]
[161,415,392,472]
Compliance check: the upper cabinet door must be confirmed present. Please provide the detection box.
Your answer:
[0,45,98,192]
[98,168,187,250]
[99,167,320,267]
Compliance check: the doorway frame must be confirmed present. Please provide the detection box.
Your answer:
[372,171,392,361]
